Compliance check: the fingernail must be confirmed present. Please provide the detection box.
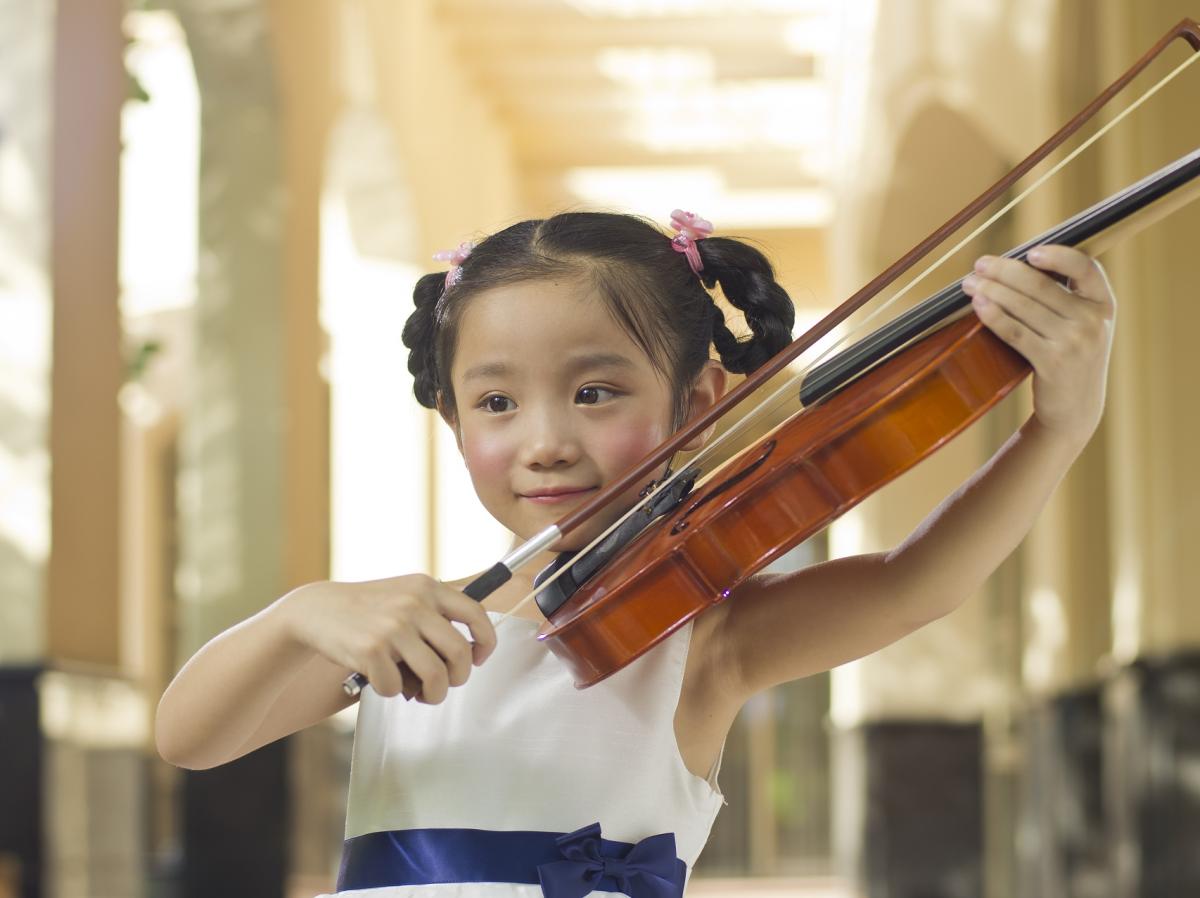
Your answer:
[974,256,992,273]
[962,274,978,292]
[1028,247,1045,263]
[972,293,989,308]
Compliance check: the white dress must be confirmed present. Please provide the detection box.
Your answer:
[318,610,726,897]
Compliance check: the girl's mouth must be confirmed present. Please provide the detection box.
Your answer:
[520,487,598,505]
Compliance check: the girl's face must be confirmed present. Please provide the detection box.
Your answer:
[445,278,718,549]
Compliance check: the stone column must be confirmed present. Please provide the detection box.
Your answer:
[1094,4,1200,897]
[167,1,330,894]
[0,4,55,666]
[1,0,132,895]
[169,0,286,662]
[266,0,344,889]
[1003,9,1116,897]
[827,433,1004,898]
[826,54,1020,896]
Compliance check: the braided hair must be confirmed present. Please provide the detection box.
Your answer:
[403,211,796,429]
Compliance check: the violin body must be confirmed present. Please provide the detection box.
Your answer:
[537,313,1029,687]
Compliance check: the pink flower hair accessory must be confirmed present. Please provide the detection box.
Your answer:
[669,209,714,275]
[433,241,475,289]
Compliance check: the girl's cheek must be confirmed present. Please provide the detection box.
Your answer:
[597,416,668,471]
[461,432,512,485]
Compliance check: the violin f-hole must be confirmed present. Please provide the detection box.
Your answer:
[671,441,777,535]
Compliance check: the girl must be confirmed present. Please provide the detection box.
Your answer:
[155,210,1115,897]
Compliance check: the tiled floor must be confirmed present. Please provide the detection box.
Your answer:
[292,875,858,897]
[688,878,855,897]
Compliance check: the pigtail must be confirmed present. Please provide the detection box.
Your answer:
[695,238,795,374]
[402,272,447,409]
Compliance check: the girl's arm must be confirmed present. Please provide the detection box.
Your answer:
[155,576,496,769]
[154,586,328,770]
[717,245,1115,698]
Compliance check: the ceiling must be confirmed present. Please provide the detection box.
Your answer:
[435,0,844,229]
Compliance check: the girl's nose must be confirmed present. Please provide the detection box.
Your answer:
[520,412,582,469]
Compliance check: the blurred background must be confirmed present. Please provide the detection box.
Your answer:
[2,0,1199,896]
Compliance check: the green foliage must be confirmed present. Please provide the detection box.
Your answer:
[126,69,150,103]
[126,338,164,382]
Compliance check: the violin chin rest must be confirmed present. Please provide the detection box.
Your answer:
[533,550,580,619]
[533,467,701,619]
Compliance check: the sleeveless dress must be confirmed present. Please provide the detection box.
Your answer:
[318,610,726,897]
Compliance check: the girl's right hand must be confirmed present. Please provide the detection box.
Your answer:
[280,575,497,703]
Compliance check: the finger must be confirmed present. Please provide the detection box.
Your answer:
[973,255,1074,317]
[365,645,407,699]
[437,587,499,665]
[1025,245,1115,314]
[975,251,1112,329]
[418,615,475,688]
[971,291,1049,369]
[397,662,421,702]
[1086,257,1117,322]
[962,272,1061,339]
[393,632,451,704]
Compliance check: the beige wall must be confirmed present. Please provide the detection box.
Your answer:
[37,0,1195,730]
[1097,1,1200,661]
[827,2,1200,716]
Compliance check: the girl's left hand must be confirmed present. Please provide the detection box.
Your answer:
[961,244,1115,446]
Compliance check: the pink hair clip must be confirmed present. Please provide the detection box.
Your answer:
[433,241,474,289]
[669,209,713,275]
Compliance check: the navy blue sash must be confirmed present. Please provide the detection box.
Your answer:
[336,822,686,897]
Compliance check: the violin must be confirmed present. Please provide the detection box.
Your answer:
[343,18,1200,699]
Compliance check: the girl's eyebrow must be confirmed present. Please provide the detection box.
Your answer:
[461,352,635,383]
[461,361,510,383]
[563,351,637,375]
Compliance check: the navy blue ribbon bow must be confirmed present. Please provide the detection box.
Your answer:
[538,822,683,898]
[335,823,686,896]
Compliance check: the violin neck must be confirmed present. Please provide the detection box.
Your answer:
[799,146,1200,406]
[1078,159,1200,257]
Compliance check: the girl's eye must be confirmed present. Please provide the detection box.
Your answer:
[481,395,514,414]
[576,386,617,405]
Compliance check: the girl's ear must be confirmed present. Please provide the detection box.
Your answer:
[436,391,464,454]
[679,360,727,452]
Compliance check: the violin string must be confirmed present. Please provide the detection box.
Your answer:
[800,47,1200,365]
[713,45,1200,424]
[757,46,1200,414]
[490,49,1200,628]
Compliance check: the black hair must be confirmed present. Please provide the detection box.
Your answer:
[403,211,795,429]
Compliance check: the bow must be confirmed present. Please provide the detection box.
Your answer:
[433,240,474,289]
[668,209,713,275]
[536,822,684,898]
